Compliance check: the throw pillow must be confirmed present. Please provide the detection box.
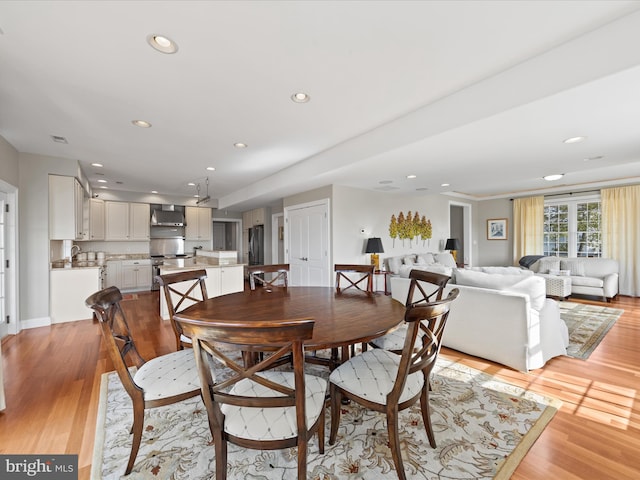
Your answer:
[415,255,426,265]
[417,253,436,265]
[560,259,585,276]
[536,257,561,274]
[403,255,416,266]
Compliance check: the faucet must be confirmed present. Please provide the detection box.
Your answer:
[71,244,81,258]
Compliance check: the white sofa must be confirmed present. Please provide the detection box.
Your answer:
[384,252,457,278]
[528,256,619,301]
[390,269,569,372]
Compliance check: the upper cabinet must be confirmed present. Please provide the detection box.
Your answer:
[49,175,87,240]
[242,207,266,228]
[88,198,105,240]
[185,206,212,240]
[105,201,150,241]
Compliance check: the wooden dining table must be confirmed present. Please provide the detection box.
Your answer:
[175,286,406,355]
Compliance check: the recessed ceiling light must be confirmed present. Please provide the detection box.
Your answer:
[147,34,178,54]
[97,179,107,183]
[379,180,393,185]
[151,190,158,194]
[441,183,450,187]
[132,119,151,128]
[234,142,247,148]
[563,136,586,144]
[91,163,103,167]
[416,187,429,191]
[291,92,310,103]
[206,167,215,171]
[51,135,68,144]
[584,155,604,162]
[99,186,108,189]
[194,194,200,198]
[406,174,417,179]
[187,182,196,186]
[543,174,564,181]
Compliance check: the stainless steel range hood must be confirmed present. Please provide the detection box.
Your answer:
[150,208,185,226]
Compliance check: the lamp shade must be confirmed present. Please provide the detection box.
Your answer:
[365,237,384,254]
[445,238,460,251]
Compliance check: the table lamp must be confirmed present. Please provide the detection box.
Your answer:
[445,238,460,263]
[365,237,384,271]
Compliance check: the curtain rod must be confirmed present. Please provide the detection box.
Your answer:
[510,189,601,201]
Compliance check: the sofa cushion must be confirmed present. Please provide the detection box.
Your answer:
[453,269,545,311]
[475,266,534,276]
[560,259,585,276]
[570,276,603,288]
[402,255,416,265]
[536,257,561,274]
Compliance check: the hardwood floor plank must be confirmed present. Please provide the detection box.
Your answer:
[1,291,639,479]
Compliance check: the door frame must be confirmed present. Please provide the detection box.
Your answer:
[0,179,19,338]
[271,212,284,264]
[284,198,331,286]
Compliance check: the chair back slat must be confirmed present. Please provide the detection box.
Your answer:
[390,289,459,402]
[334,264,374,294]
[405,269,451,307]
[86,286,146,398]
[156,269,208,350]
[247,264,290,290]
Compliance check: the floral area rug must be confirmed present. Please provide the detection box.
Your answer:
[92,358,560,480]
[558,302,623,359]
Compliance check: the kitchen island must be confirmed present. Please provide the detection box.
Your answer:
[158,256,245,319]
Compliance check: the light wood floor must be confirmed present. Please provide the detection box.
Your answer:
[1,292,639,479]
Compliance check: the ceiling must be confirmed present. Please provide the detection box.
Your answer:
[2,1,640,211]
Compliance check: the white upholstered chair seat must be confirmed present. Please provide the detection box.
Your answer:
[329,349,424,405]
[369,324,422,351]
[134,349,200,401]
[221,371,327,441]
[180,333,192,345]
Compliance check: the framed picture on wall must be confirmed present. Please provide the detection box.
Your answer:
[487,218,508,240]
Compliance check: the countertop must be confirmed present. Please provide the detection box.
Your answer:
[50,253,149,270]
[159,257,245,272]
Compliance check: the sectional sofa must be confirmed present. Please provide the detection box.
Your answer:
[390,267,569,371]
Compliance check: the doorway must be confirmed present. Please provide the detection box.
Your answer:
[449,201,473,267]
[212,218,241,262]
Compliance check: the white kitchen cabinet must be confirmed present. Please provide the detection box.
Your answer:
[105,201,150,241]
[50,267,101,323]
[121,259,152,291]
[159,264,244,319]
[185,206,212,240]
[49,175,87,240]
[242,207,266,227]
[105,260,121,288]
[219,265,244,295]
[89,198,105,240]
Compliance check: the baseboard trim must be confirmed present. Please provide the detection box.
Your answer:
[21,316,52,330]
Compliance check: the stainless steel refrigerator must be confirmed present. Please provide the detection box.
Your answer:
[248,225,264,265]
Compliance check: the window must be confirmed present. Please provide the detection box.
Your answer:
[544,196,601,257]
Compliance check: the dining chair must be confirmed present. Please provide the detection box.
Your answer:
[369,269,451,353]
[333,264,376,361]
[174,315,327,480]
[86,286,202,476]
[334,263,374,294]
[328,288,460,480]
[247,263,289,290]
[156,269,209,351]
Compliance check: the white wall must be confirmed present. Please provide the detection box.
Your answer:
[331,185,462,265]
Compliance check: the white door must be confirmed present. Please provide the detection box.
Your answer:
[0,192,6,338]
[286,200,330,286]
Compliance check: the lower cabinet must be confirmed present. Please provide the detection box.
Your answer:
[159,265,244,319]
[106,259,151,292]
[50,268,101,323]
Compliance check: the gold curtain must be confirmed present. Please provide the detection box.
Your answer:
[512,196,544,264]
[601,185,640,297]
